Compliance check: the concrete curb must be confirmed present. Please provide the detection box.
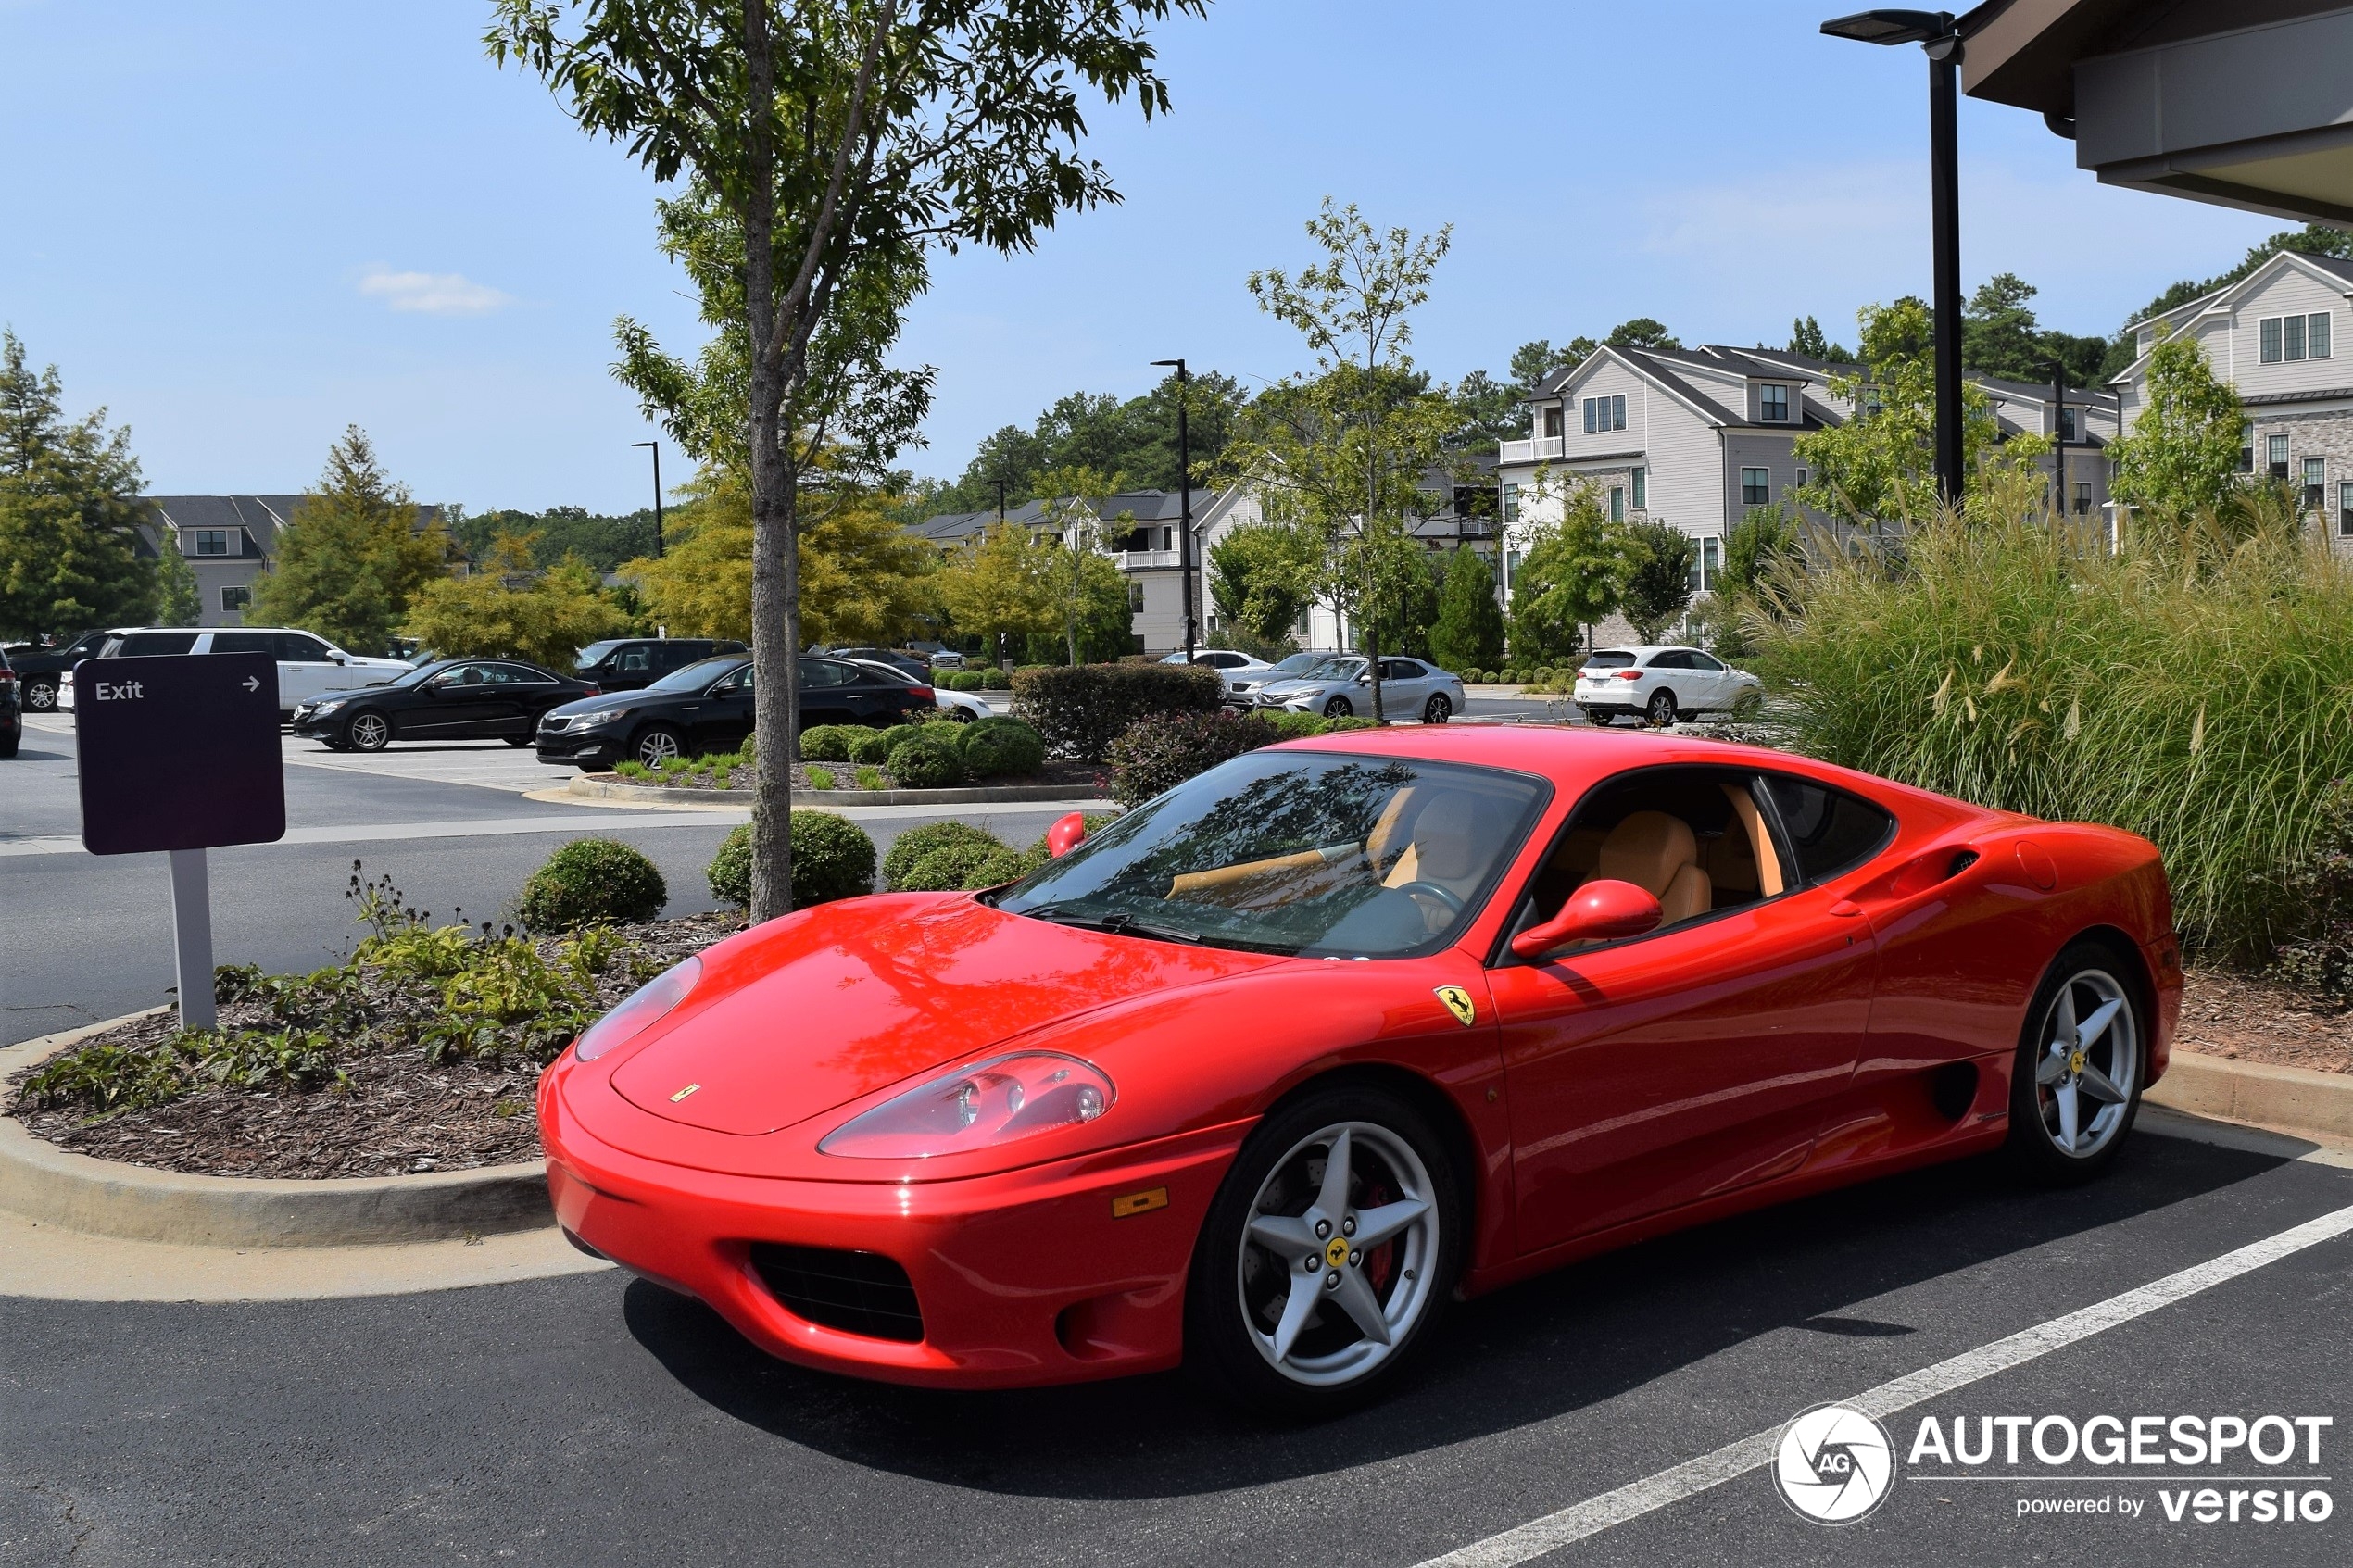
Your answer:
[566,774,1106,808]
[2145,1048,2353,1145]
[0,1015,552,1248]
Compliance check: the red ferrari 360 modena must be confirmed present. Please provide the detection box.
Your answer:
[540,726,2180,1414]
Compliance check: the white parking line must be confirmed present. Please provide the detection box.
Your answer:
[1414,1200,2353,1567]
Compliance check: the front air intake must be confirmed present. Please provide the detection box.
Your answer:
[748,1243,925,1343]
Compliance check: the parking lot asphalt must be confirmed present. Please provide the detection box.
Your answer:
[0,1124,2344,1567]
[0,718,1070,1045]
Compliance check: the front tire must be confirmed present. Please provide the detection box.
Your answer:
[24,679,57,712]
[343,711,391,752]
[1186,1084,1460,1417]
[1323,696,1354,719]
[632,724,686,767]
[2006,940,2145,1185]
[1421,694,1452,724]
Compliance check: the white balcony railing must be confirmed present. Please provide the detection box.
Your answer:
[1114,548,1183,570]
[1497,436,1565,464]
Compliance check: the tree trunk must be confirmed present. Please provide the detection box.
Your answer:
[742,2,795,925]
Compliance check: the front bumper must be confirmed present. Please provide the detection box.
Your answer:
[543,1070,1251,1388]
[535,723,625,765]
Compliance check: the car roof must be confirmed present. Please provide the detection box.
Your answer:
[1592,645,1697,657]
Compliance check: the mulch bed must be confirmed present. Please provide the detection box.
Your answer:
[2177,968,2353,1075]
[6,911,744,1181]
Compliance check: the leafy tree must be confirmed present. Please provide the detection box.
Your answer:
[929,368,1245,510]
[153,535,201,626]
[1032,464,1132,664]
[249,427,450,655]
[451,506,661,573]
[1428,545,1504,671]
[2108,326,2246,519]
[0,330,156,639]
[402,533,628,666]
[1721,505,1798,599]
[1227,199,1463,721]
[1508,339,1567,390]
[1206,521,1312,646]
[1446,368,1523,449]
[1605,318,1680,351]
[1508,472,1622,663]
[491,0,1193,923]
[937,521,1055,665]
[1960,272,2108,388]
[1365,542,1439,660]
[1788,315,1851,362]
[1618,519,1696,642]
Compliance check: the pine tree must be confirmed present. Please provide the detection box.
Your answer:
[0,330,156,639]
[250,427,450,654]
[1428,546,1504,671]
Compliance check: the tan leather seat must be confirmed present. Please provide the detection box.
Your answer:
[1594,810,1712,926]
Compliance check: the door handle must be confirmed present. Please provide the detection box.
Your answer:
[1828,898,1863,918]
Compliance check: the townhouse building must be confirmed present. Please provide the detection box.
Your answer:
[2110,247,2353,550]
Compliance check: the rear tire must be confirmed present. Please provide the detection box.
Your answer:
[1421,694,1452,724]
[1185,1083,1460,1418]
[2005,939,2146,1185]
[1645,689,1679,727]
[24,679,57,712]
[503,735,533,747]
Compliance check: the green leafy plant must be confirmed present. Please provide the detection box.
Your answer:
[1011,661,1225,759]
[956,715,1045,779]
[853,764,887,790]
[882,820,1003,890]
[708,812,875,908]
[799,723,865,761]
[515,839,668,932]
[805,763,837,790]
[1105,709,1280,807]
[888,734,968,789]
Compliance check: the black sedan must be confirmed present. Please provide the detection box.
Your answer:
[534,654,931,770]
[291,659,599,751]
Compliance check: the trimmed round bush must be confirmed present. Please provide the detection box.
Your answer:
[799,724,863,762]
[980,667,1012,691]
[957,716,1045,780]
[706,812,877,909]
[895,835,1028,892]
[1011,661,1226,760]
[847,726,901,765]
[1266,710,1329,740]
[1106,709,1281,808]
[517,838,667,932]
[883,820,1004,890]
[888,734,967,789]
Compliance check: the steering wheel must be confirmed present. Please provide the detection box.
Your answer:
[1394,880,1464,916]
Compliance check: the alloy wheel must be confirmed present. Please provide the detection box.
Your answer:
[635,727,683,766]
[1235,1122,1442,1387]
[1422,694,1451,724]
[2030,968,2140,1159]
[1323,696,1353,719]
[26,681,57,711]
[1646,689,1678,726]
[346,712,390,751]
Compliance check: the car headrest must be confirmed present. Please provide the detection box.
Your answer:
[1412,794,1481,882]
[1596,810,1698,897]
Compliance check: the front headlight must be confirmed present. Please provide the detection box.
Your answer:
[573,955,700,1062]
[818,1051,1114,1160]
[584,707,633,727]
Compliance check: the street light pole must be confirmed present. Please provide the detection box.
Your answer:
[631,441,664,558]
[1151,358,1195,661]
[1823,8,1966,507]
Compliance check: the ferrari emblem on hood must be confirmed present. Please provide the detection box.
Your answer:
[1434,985,1477,1027]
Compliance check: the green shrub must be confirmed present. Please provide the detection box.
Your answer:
[1106,709,1281,808]
[706,812,876,908]
[1758,495,2353,959]
[848,725,906,765]
[883,820,1005,890]
[739,730,757,764]
[516,839,667,932]
[957,715,1046,779]
[1266,711,1329,740]
[1012,661,1226,760]
[980,666,1012,690]
[2269,783,2353,1004]
[853,764,887,790]
[888,734,968,788]
[805,764,836,790]
[944,670,985,691]
[893,834,1030,891]
[1323,716,1380,733]
[799,724,863,761]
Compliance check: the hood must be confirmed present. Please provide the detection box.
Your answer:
[547,688,668,720]
[607,895,1277,1135]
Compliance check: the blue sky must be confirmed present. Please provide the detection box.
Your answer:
[0,1,2289,514]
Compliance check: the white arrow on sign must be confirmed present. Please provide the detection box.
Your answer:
[243,676,260,692]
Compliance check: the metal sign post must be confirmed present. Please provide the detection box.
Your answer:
[74,651,285,1034]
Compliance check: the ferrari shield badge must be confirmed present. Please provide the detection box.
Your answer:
[1434,985,1478,1027]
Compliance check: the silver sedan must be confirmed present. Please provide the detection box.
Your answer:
[1249,655,1466,723]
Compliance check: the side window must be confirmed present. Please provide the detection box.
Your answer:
[799,660,855,688]
[617,646,652,671]
[1760,773,1896,884]
[1648,650,1688,670]
[500,663,552,684]
[271,633,330,661]
[119,632,202,656]
[1687,651,1725,671]
[1518,767,1790,942]
[474,664,527,684]
[208,632,272,657]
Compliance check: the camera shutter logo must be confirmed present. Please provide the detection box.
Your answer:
[1773,1403,1895,1524]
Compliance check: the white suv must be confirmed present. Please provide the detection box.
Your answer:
[1572,645,1763,727]
[58,627,409,720]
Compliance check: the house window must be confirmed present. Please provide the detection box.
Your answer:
[1608,487,1625,522]
[1691,535,1720,591]
[2312,312,2333,359]
[1543,406,1563,439]
[1861,384,1884,417]
[2074,483,2092,515]
[1630,468,1646,509]
[2261,317,2282,363]
[2269,433,2290,480]
[1159,527,1172,550]
[2286,314,2308,361]
[1503,483,1520,525]
[1612,394,1626,431]
[2057,406,2079,441]
[1741,468,1771,506]
[189,529,229,557]
[1583,395,1625,433]
[2341,482,2353,537]
[2304,458,2326,512]
[220,585,250,613]
[2241,423,2255,473]
[1758,384,1789,422]
[1794,466,1809,489]
[1582,397,1597,433]
[1127,580,1144,612]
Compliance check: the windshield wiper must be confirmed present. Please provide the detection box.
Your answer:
[1013,901,1295,954]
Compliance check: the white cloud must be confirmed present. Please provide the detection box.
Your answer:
[357,266,512,317]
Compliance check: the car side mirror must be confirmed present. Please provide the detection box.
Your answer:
[1510,878,1663,960]
[1047,811,1088,859]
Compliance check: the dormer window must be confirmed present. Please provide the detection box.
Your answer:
[1758,384,1790,422]
[188,529,230,557]
[2058,407,2079,441]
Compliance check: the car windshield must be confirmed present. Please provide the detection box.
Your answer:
[1584,650,1636,669]
[1272,653,1322,675]
[648,657,744,693]
[993,750,1548,957]
[1299,657,1363,682]
[574,641,626,670]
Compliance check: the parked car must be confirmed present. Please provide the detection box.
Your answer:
[825,646,930,682]
[536,654,930,770]
[1248,654,1466,723]
[1161,647,1277,694]
[0,646,20,759]
[290,659,600,751]
[1572,646,1763,728]
[57,627,409,721]
[1,628,108,712]
[928,649,967,670]
[543,724,2175,1412]
[573,636,748,692]
[1226,649,1339,703]
[837,657,967,721]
